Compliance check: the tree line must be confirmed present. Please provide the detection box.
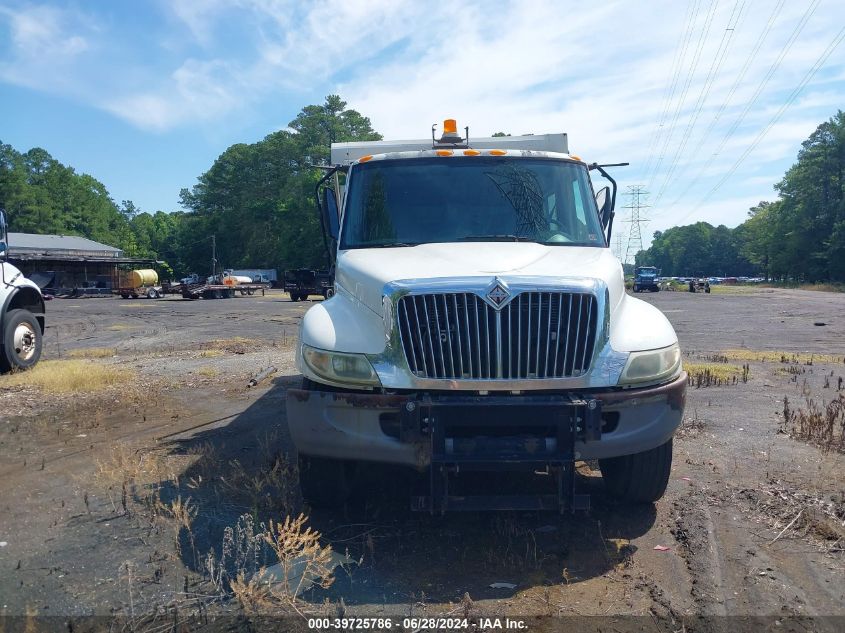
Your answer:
[0,96,380,278]
[636,111,845,281]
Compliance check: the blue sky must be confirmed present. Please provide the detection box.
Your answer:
[1,0,844,257]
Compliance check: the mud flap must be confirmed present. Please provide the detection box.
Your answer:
[403,394,601,514]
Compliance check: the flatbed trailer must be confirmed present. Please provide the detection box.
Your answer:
[180,282,268,299]
[115,285,164,299]
[112,269,165,299]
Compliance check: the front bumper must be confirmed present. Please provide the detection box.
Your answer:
[285,372,687,468]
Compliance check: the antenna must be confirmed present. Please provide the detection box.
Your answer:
[622,185,649,265]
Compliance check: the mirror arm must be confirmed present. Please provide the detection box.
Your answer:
[314,166,341,266]
[588,162,629,243]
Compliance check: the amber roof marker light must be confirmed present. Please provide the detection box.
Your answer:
[432,118,470,149]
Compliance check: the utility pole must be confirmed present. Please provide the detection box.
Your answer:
[211,234,217,277]
[623,186,649,265]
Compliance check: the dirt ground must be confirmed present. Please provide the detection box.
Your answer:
[0,287,843,631]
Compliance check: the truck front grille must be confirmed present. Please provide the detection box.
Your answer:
[397,292,598,380]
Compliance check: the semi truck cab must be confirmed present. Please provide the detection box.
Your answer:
[286,122,686,512]
[0,209,45,372]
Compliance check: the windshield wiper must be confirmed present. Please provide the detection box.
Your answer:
[459,234,534,242]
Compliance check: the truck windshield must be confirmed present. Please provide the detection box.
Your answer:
[340,157,605,249]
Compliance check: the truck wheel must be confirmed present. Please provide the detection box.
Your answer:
[290,293,299,302]
[298,454,352,508]
[1,309,43,372]
[599,439,673,503]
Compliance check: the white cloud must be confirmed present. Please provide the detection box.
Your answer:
[0,3,92,89]
[1,0,843,238]
[104,58,243,131]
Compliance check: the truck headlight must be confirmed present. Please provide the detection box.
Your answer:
[618,343,681,386]
[302,344,381,387]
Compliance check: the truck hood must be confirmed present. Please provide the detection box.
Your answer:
[335,243,625,314]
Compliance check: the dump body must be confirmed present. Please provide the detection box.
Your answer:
[283,268,333,300]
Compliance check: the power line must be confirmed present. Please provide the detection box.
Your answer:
[677,24,845,224]
[658,0,786,212]
[646,0,720,188]
[661,0,819,218]
[641,0,702,179]
[623,186,650,265]
[652,0,746,207]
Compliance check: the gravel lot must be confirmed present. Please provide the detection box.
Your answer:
[0,287,843,630]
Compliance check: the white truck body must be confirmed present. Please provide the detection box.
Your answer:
[287,127,686,511]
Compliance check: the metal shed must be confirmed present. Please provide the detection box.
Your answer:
[7,233,154,294]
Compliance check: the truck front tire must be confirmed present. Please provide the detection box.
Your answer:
[599,438,673,503]
[1,309,43,372]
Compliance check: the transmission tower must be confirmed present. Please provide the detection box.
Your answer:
[623,185,649,265]
[613,228,626,262]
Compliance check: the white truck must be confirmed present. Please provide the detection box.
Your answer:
[0,210,45,372]
[287,121,687,512]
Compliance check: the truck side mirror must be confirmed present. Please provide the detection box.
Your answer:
[319,187,340,241]
[595,187,612,229]
[0,210,7,256]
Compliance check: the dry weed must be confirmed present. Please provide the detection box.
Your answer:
[219,454,298,514]
[261,514,337,601]
[686,362,749,387]
[0,360,133,393]
[107,323,134,331]
[722,349,843,364]
[229,571,273,614]
[781,394,845,453]
[200,337,256,354]
[67,347,117,358]
[92,445,175,513]
[205,513,339,615]
[736,479,845,543]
